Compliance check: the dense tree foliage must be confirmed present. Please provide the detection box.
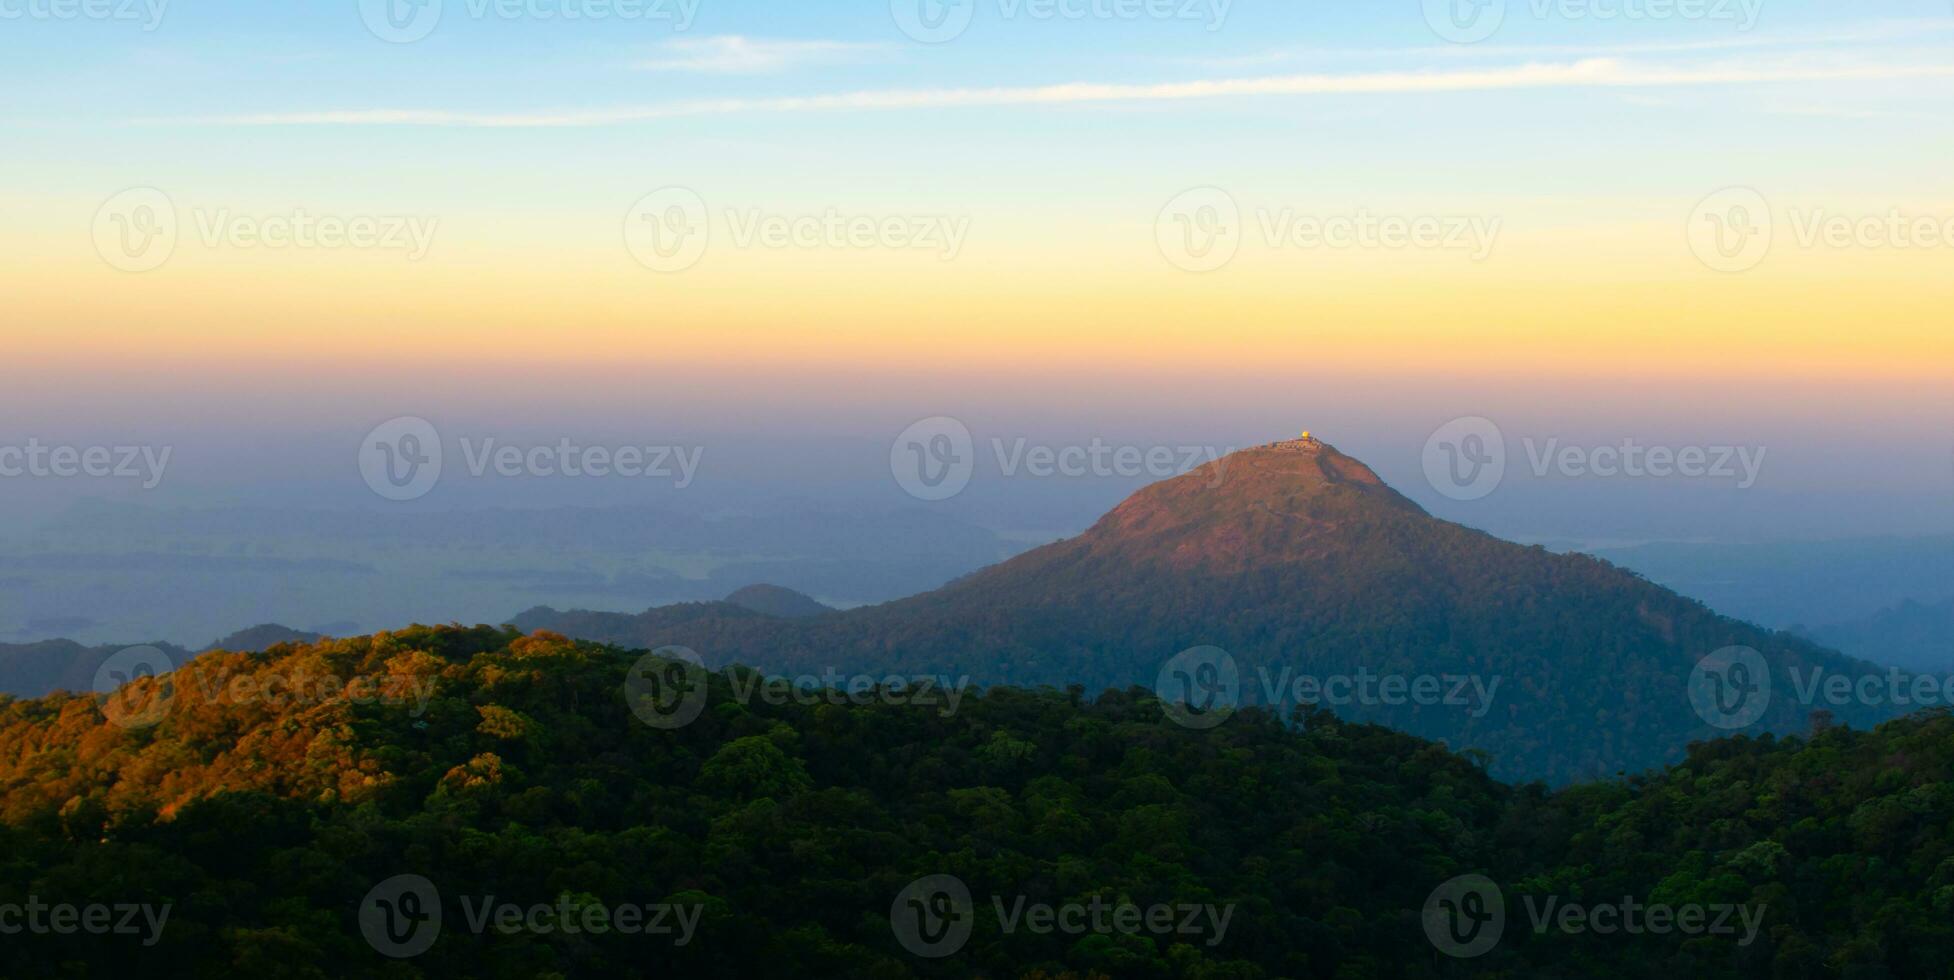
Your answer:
[0,626,1947,978]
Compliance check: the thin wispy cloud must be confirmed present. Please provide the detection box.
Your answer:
[155,56,1954,128]
[1179,19,1954,70]
[633,36,888,73]
[1761,104,1944,123]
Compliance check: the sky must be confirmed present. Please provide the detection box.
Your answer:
[2,0,1952,542]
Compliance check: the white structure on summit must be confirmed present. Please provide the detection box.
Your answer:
[1271,431,1322,451]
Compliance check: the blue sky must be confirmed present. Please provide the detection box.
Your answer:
[9,1,1952,238]
[8,1,1953,123]
[4,0,1953,544]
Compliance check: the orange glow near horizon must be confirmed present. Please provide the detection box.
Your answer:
[9,207,1954,389]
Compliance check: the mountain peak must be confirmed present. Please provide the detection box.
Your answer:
[1068,437,1425,574]
[1265,430,1325,452]
[1235,434,1397,489]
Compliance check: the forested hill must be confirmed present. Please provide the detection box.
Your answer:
[1,626,1950,977]
[517,440,1899,785]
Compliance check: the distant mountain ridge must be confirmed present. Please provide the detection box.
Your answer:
[202,624,325,654]
[7,498,1019,646]
[0,624,324,699]
[1807,596,1954,673]
[0,639,192,699]
[518,436,1902,784]
[723,584,834,619]
[1594,534,1954,632]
